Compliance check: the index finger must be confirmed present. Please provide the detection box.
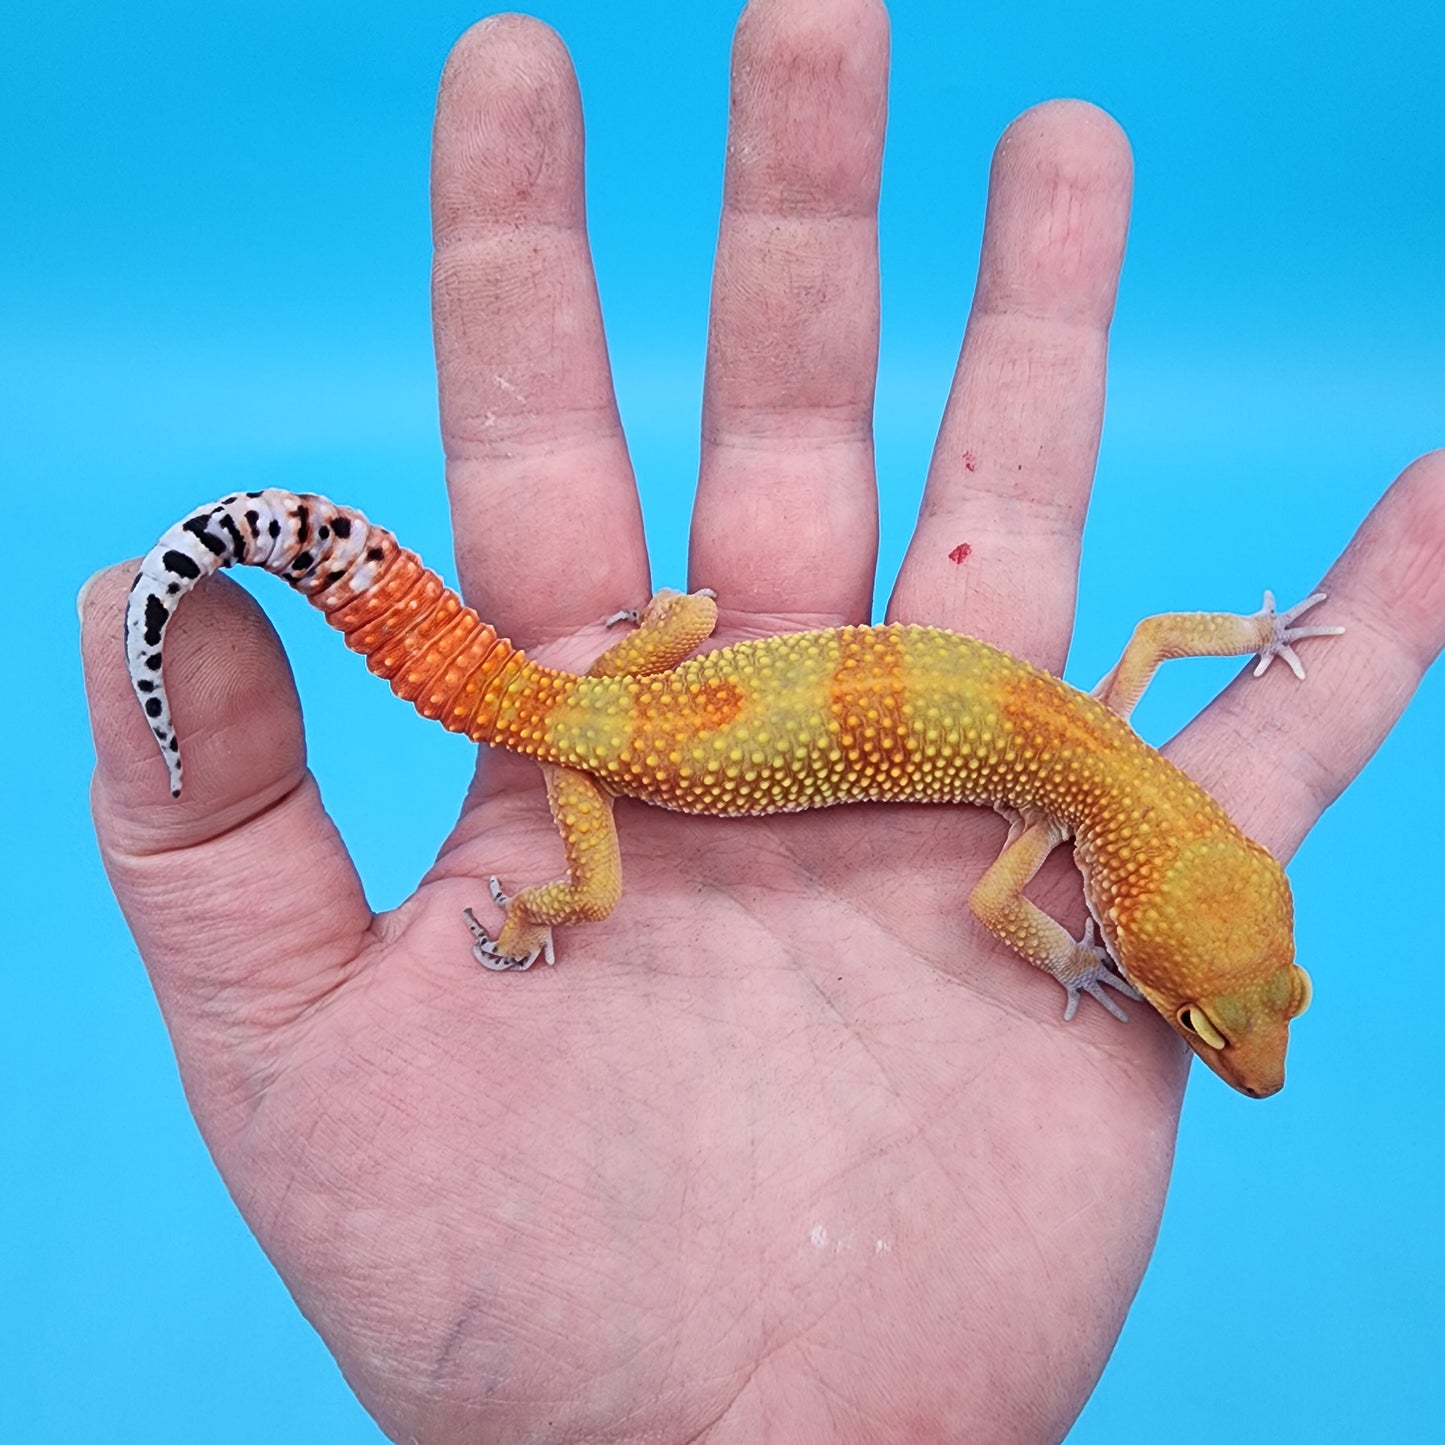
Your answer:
[689,0,889,626]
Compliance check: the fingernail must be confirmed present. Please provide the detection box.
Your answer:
[77,567,108,625]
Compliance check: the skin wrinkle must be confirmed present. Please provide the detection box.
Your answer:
[97,765,307,863]
[917,478,1091,529]
[702,414,875,448]
[444,412,624,464]
[724,192,879,223]
[967,305,1117,341]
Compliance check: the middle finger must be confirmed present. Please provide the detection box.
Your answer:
[690,0,890,626]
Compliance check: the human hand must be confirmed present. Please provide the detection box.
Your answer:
[81,2,1445,1440]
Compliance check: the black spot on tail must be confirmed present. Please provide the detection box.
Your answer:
[144,697,163,718]
[182,515,227,557]
[143,594,170,647]
[216,511,246,558]
[162,548,201,580]
[331,516,352,539]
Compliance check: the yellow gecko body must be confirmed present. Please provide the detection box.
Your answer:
[126,491,1335,1096]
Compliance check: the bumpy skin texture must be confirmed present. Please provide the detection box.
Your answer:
[129,488,1318,1096]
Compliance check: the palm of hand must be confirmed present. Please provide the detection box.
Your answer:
[237,756,1186,1441]
[83,5,1445,1443]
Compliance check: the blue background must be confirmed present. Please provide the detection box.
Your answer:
[5,1,1441,1439]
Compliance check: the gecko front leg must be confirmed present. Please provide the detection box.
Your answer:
[968,810,1141,1021]
[1092,591,1343,722]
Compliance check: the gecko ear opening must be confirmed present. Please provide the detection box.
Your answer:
[1292,965,1312,1017]
[1177,1005,1228,1051]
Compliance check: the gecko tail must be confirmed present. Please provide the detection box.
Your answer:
[125,489,534,796]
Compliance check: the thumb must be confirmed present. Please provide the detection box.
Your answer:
[82,561,373,1127]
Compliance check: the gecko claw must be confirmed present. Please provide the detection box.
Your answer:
[463,889,556,972]
[1252,591,1345,679]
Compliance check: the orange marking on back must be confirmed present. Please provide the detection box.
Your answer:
[827,627,917,787]
[627,671,746,742]
[687,674,748,732]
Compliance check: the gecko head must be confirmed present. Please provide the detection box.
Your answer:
[1146,961,1312,1098]
[1112,834,1312,1098]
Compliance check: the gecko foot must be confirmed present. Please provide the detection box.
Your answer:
[462,878,556,972]
[603,587,717,631]
[1251,590,1345,680]
[1059,920,1141,1023]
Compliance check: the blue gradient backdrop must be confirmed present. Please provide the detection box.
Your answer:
[5,2,1441,1439]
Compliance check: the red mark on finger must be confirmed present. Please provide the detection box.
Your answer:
[962,449,978,471]
[948,543,972,565]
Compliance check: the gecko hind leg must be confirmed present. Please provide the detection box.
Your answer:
[463,588,719,968]
[468,765,622,970]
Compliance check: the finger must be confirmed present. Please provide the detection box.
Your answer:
[690,0,889,624]
[432,17,648,644]
[889,101,1134,671]
[1169,451,1445,858]
[82,564,372,1111]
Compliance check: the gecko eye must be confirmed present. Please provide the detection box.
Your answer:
[1292,966,1312,1017]
[1177,1005,1228,1050]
